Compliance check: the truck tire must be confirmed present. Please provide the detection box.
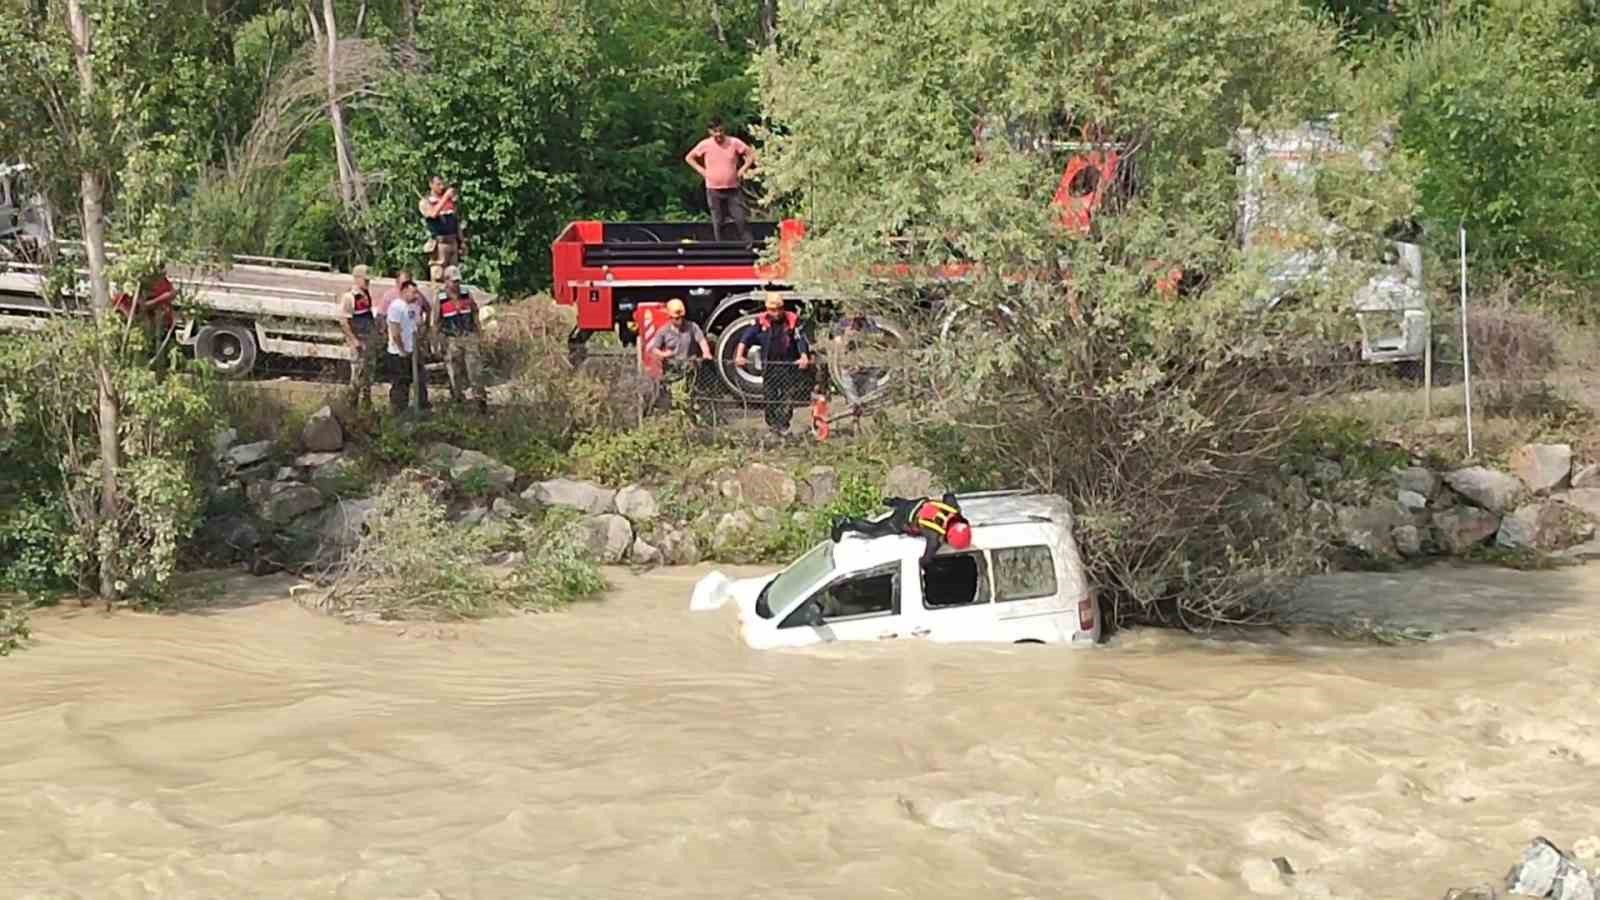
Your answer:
[195,323,258,378]
[714,312,766,400]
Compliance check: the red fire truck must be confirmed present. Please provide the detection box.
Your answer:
[550,138,1130,399]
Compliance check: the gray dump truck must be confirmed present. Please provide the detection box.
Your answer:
[0,162,490,378]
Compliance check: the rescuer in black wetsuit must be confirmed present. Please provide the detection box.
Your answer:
[831,493,973,561]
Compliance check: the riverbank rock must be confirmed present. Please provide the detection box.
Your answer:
[1336,503,1411,557]
[734,463,797,508]
[258,482,325,524]
[883,464,936,499]
[615,484,660,522]
[1556,489,1600,523]
[1393,466,1442,499]
[1309,457,1344,485]
[631,537,662,566]
[491,497,524,519]
[295,451,342,469]
[1573,464,1600,490]
[1497,502,1589,552]
[1445,467,1523,513]
[1393,524,1424,557]
[1508,443,1573,494]
[580,514,633,563]
[523,478,617,514]
[212,427,238,461]
[712,510,757,558]
[656,527,702,566]
[200,514,262,560]
[1503,838,1597,899]
[301,405,344,453]
[458,505,489,526]
[314,498,377,554]
[801,466,840,507]
[449,449,516,494]
[1433,507,1501,554]
[309,455,361,495]
[226,440,275,469]
[1443,886,1498,900]
[1398,490,1429,513]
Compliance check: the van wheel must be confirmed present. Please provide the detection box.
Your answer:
[195,323,258,378]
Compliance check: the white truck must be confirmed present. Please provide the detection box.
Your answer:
[0,163,490,378]
[1234,119,1430,366]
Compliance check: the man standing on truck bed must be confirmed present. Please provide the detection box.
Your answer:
[338,265,377,412]
[419,176,465,283]
[684,116,755,243]
[735,293,811,436]
[436,265,488,412]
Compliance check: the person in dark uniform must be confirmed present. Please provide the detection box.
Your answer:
[733,293,812,436]
[831,493,973,561]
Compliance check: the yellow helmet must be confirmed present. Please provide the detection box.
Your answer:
[666,298,687,317]
[763,291,784,311]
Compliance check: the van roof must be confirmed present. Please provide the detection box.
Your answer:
[953,491,1073,528]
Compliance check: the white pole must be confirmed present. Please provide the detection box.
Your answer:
[1459,222,1473,458]
[1424,307,1433,419]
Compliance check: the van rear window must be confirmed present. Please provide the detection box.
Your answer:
[992,546,1056,601]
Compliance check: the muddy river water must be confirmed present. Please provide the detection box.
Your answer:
[3,562,1599,899]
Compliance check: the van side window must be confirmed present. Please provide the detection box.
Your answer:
[992,546,1057,601]
[780,563,900,627]
[921,552,989,609]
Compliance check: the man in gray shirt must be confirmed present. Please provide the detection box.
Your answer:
[646,299,713,363]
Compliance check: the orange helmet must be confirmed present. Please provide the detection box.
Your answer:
[945,518,972,550]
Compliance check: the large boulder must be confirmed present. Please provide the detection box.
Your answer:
[1336,503,1411,557]
[309,455,362,496]
[1433,507,1502,554]
[656,528,702,566]
[1572,464,1600,490]
[1392,524,1424,558]
[1506,839,1563,896]
[226,440,275,468]
[301,405,344,453]
[211,427,238,461]
[1397,490,1429,513]
[523,478,617,514]
[631,537,663,566]
[313,498,378,554]
[579,513,634,563]
[615,484,660,522]
[734,463,798,508]
[422,442,463,468]
[1555,489,1600,523]
[1444,467,1524,513]
[1507,443,1573,494]
[1392,466,1442,499]
[258,482,326,524]
[801,466,840,507]
[491,497,525,519]
[294,451,342,469]
[1497,502,1589,552]
[197,513,262,561]
[712,510,757,559]
[882,463,936,499]
[449,449,516,494]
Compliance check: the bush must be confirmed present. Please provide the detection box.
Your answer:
[316,475,605,621]
[0,599,30,657]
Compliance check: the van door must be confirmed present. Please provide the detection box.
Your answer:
[775,559,911,642]
[915,550,995,642]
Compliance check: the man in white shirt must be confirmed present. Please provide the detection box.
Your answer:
[386,279,424,412]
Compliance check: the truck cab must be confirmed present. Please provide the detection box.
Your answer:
[690,492,1099,649]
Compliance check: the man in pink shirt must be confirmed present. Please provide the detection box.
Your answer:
[684,116,756,242]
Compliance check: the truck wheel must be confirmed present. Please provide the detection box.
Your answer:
[714,313,766,400]
[195,323,258,378]
[828,317,905,406]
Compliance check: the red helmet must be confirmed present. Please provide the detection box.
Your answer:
[945,518,972,550]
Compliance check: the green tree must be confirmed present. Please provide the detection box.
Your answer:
[760,0,1411,625]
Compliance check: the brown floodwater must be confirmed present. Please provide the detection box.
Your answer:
[2,562,1599,899]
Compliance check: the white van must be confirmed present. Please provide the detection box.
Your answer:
[690,491,1099,649]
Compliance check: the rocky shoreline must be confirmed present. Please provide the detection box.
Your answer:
[1444,837,1600,900]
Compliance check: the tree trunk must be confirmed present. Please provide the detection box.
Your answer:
[317,0,364,215]
[760,0,778,46]
[709,0,727,46]
[66,0,122,603]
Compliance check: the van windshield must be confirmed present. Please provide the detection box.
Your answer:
[757,542,835,619]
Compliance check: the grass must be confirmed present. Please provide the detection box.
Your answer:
[0,597,31,656]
